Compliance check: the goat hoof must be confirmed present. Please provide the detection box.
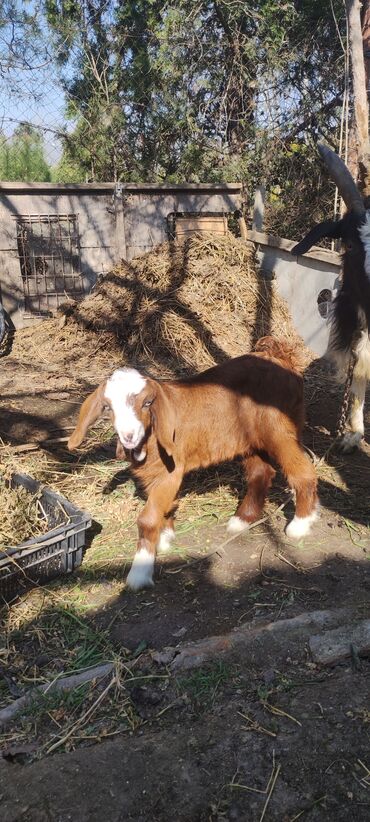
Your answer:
[126,548,155,591]
[227,516,250,535]
[285,507,319,540]
[338,432,363,453]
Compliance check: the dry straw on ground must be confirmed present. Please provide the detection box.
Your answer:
[12,233,312,380]
[0,480,48,548]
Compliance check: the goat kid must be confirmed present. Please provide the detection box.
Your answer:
[291,143,370,452]
[68,337,318,591]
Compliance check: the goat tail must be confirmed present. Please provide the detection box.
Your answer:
[253,335,304,374]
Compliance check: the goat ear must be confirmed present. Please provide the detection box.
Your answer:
[291,220,342,256]
[68,383,106,450]
[150,382,176,457]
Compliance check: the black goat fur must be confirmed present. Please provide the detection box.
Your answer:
[291,211,370,352]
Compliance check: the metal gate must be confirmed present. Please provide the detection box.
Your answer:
[15,213,84,316]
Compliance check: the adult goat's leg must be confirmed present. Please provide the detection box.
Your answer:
[126,469,183,590]
[227,453,276,534]
[340,377,367,452]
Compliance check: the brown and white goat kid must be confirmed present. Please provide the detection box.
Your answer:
[68,337,318,590]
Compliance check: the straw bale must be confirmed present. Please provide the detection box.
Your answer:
[12,234,313,379]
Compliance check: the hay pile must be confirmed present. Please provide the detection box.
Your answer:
[0,480,48,549]
[13,234,313,379]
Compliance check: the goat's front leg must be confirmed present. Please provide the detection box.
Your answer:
[340,377,366,453]
[126,470,183,591]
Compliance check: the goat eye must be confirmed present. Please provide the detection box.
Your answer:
[346,242,353,250]
[142,399,153,408]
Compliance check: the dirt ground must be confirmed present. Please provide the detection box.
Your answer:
[0,348,369,821]
[1,652,369,822]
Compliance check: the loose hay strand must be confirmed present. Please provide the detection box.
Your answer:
[259,762,281,822]
[237,710,277,738]
[44,672,117,755]
[262,701,302,727]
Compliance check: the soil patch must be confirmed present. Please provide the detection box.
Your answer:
[1,647,369,821]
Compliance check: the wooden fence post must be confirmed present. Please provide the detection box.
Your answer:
[114,182,127,261]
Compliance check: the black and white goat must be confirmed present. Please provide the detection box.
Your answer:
[291,143,370,452]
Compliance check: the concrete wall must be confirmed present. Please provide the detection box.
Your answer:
[122,186,240,259]
[0,183,118,328]
[249,229,341,357]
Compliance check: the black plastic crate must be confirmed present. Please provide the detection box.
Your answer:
[0,473,92,602]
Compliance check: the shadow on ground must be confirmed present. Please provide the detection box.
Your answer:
[1,549,369,822]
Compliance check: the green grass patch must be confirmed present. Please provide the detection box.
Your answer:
[177,661,231,706]
[24,680,91,721]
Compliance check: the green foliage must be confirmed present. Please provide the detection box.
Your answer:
[41,0,346,234]
[0,125,51,182]
[51,152,85,183]
[264,139,336,240]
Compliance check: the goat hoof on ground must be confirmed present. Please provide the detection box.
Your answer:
[338,432,363,453]
[126,548,155,591]
[227,515,250,535]
[285,507,319,540]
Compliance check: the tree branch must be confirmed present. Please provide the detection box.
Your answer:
[283,92,344,143]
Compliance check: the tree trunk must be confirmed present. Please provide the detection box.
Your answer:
[345,0,370,193]
[362,0,370,94]
[362,0,370,196]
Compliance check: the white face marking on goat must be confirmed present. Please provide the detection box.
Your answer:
[104,368,147,451]
[358,211,370,279]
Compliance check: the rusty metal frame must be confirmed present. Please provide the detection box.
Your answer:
[15,213,84,317]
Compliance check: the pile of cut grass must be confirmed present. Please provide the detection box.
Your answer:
[13,233,313,380]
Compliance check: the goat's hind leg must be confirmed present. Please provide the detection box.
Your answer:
[275,439,319,539]
[126,470,182,591]
[227,453,276,534]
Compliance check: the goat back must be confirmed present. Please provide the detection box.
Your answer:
[253,336,304,374]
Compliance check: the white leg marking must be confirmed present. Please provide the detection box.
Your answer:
[285,506,319,540]
[126,548,155,590]
[227,515,250,535]
[349,377,366,435]
[158,526,175,553]
[133,447,147,462]
[350,401,365,434]
[358,214,370,280]
[339,431,363,453]
[339,373,367,452]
